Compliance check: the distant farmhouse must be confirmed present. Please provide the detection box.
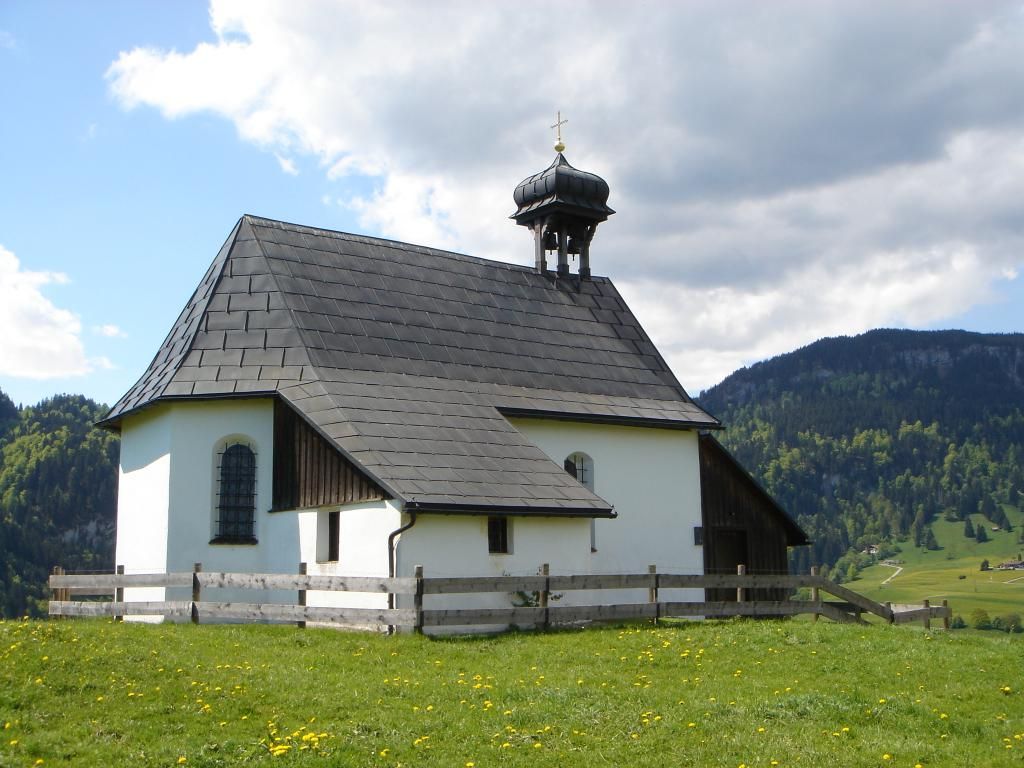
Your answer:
[100,145,807,619]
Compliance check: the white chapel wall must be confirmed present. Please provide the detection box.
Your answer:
[116,407,172,608]
[395,513,592,633]
[297,499,402,613]
[507,417,705,603]
[165,398,302,607]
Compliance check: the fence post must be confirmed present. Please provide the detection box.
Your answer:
[191,562,202,625]
[413,565,424,635]
[648,564,659,623]
[51,566,62,618]
[297,562,307,630]
[114,564,125,622]
[885,601,894,624]
[539,563,550,630]
[922,599,931,630]
[942,599,950,630]
[736,564,747,603]
[810,566,819,622]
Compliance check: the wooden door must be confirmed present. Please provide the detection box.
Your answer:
[706,528,748,601]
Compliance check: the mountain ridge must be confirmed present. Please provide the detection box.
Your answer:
[699,328,1024,576]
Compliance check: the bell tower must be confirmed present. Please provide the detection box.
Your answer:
[511,113,615,279]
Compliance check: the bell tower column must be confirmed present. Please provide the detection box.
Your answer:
[510,113,615,280]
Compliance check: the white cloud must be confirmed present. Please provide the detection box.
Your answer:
[0,245,93,379]
[93,324,127,338]
[105,1,1024,388]
[274,153,298,175]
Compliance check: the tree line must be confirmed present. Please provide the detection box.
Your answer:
[0,389,118,617]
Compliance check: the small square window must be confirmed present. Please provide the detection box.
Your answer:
[693,526,704,546]
[488,516,510,554]
[327,511,340,562]
[317,510,340,563]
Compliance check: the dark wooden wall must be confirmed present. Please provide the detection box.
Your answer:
[272,401,387,511]
[699,434,800,600]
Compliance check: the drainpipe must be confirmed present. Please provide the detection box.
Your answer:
[387,510,417,611]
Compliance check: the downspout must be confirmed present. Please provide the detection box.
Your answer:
[387,510,417,612]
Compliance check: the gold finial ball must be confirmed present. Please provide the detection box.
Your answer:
[554,140,566,153]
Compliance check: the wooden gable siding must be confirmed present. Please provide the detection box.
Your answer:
[699,434,791,601]
[273,401,387,510]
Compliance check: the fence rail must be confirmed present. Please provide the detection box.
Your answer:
[48,563,951,632]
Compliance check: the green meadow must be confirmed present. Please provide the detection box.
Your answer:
[857,507,1024,621]
[1,617,1021,768]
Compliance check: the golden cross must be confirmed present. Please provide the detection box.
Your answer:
[551,111,567,151]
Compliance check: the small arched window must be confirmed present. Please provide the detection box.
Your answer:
[564,452,594,490]
[564,452,597,552]
[214,442,257,542]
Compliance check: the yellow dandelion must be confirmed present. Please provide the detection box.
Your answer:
[177,758,187,765]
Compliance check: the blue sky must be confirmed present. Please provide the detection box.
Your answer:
[2,1,1023,409]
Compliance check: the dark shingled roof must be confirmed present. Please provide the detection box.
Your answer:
[102,216,718,515]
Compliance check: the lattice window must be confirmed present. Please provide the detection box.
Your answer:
[215,442,257,542]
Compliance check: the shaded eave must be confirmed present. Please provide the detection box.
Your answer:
[497,406,721,431]
[96,391,278,433]
[405,501,616,518]
[699,432,810,546]
[95,391,407,505]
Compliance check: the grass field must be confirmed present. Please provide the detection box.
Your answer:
[857,506,1024,621]
[1,618,1022,767]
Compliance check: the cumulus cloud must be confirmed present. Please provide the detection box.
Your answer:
[274,153,298,176]
[93,324,127,338]
[0,245,93,379]
[105,0,1024,390]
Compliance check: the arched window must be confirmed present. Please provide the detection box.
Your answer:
[564,452,594,490]
[214,441,257,542]
[564,452,597,551]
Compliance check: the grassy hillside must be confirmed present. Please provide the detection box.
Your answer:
[856,505,1024,619]
[1,619,1021,767]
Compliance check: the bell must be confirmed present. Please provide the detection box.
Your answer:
[542,230,558,251]
[567,236,581,255]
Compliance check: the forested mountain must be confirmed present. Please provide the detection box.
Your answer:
[699,329,1024,578]
[0,390,118,617]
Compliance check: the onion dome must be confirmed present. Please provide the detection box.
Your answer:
[511,153,615,227]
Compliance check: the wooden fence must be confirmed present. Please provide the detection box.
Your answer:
[48,563,951,632]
